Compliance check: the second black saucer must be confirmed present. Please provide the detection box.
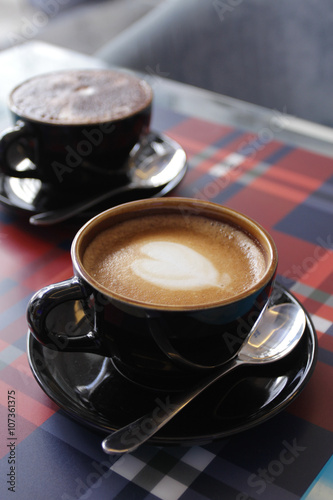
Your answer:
[0,132,186,224]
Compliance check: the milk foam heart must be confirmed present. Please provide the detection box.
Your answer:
[131,241,231,290]
[83,213,267,306]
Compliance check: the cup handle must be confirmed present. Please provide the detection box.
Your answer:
[0,120,42,179]
[27,277,103,353]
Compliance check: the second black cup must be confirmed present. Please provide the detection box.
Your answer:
[0,69,152,189]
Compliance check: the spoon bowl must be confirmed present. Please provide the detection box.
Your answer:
[102,302,306,454]
[239,303,305,363]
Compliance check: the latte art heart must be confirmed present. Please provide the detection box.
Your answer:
[83,213,267,306]
[131,241,231,290]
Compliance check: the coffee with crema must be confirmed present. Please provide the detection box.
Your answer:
[83,213,266,307]
[10,69,152,125]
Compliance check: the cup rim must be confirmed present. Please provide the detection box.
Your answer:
[72,197,278,311]
[8,68,153,127]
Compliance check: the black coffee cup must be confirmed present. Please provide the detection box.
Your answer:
[0,69,152,189]
[27,198,278,389]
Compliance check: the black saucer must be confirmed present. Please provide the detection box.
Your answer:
[27,284,317,446]
[0,132,186,222]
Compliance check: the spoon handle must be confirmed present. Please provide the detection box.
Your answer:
[102,358,240,454]
[29,182,134,226]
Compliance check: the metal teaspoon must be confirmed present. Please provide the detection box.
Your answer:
[102,302,306,454]
[29,134,186,225]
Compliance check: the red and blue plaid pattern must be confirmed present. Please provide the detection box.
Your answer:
[0,104,332,500]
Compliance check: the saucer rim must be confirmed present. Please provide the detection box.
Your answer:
[0,131,186,217]
[27,284,317,445]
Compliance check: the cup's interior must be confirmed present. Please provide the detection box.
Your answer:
[9,69,153,126]
[73,198,278,309]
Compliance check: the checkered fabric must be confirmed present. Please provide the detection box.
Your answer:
[0,103,332,500]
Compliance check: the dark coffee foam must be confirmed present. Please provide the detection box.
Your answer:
[83,214,267,307]
[10,70,152,125]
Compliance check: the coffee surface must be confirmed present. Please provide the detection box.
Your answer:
[83,214,267,307]
[10,70,152,124]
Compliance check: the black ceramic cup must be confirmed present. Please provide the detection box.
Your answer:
[0,69,152,190]
[27,198,278,389]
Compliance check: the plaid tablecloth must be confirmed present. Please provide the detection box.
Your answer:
[0,84,332,499]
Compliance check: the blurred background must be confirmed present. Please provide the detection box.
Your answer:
[0,0,162,54]
[1,0,333,127]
